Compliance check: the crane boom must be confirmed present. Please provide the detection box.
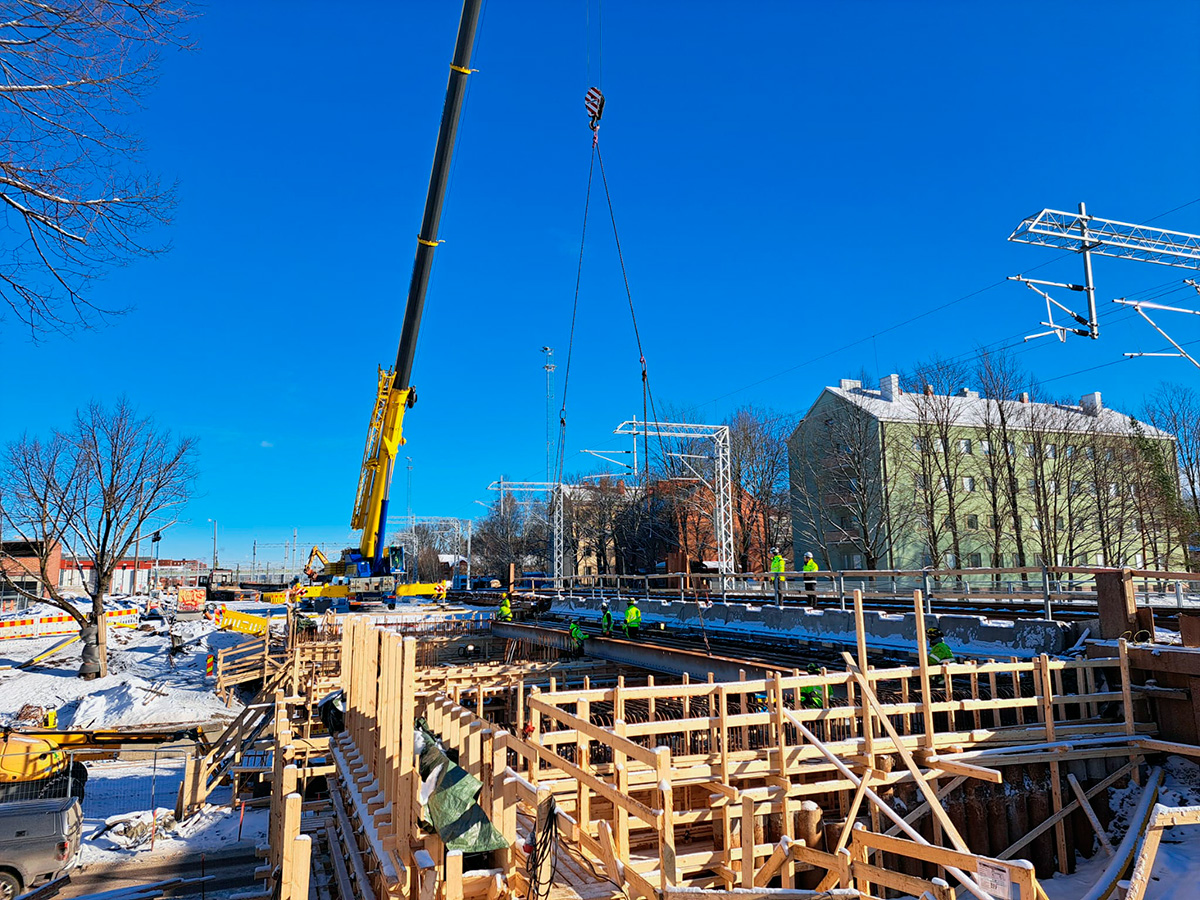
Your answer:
[350,0,482,567]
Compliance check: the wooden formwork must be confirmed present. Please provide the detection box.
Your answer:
[301,590,1190,900]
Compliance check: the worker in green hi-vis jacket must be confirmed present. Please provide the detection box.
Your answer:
[926,626,955,691]
[799,662,825,709]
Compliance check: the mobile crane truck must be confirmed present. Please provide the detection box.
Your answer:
[299,0,481,610]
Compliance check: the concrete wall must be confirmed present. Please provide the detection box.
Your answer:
[552,596,1071,659]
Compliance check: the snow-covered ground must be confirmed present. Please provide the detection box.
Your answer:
[75,757,267,864]
[1042,756,1200,900]
[0,613,246,728]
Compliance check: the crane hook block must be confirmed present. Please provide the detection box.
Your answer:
[585,87,605,130]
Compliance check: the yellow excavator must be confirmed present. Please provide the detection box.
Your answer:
[298,3,479,610]
[0,726,203,803]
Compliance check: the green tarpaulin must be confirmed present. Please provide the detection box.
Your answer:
[415,719,508,853]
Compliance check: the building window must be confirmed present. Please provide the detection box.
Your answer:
[1046,444,1057,459]
[963,476,976,493]
[959,439,972,454]
[1027,479,1038,493]
[985,476,996,492]
[987,515,997,529]
[992,553,1005,567]
[980,440,991,455]
[967,514,979,530]
[1066,445,1077,458]
[1031,517,1041,531]
[1086,446,1095,460]
[1006,441,1015,456]
[1034,553,1044,565]
[1047,479,1058,495]
[968,552,983,568]
[1055,516,1064,531]
[934,437,945,453]
[940,477,950,491]
[1025,443,1035,457]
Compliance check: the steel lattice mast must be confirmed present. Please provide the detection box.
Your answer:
[613,420,735,590]
[1008,201,1200,345]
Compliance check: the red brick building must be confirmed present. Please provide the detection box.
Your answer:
[0,540,62,604]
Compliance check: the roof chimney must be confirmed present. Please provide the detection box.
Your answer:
[879,374,900,402]
[1019,392,1030,404]
[839,378,862,392]
[957,388,980,400]
[924,384,934,396]
[1081,392,1103,416]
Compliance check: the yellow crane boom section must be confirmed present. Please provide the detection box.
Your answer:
[350,367,412,561]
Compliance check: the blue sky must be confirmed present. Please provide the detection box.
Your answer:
[2,1,1198,565]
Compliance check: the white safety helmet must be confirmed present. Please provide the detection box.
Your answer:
[804,552,814,560]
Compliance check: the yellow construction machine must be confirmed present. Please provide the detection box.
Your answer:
[300,2,479,609]
[0,726,203,803]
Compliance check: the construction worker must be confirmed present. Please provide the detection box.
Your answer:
[800,662,825,709]
[769,547,786,605]
[600,601,614,637]
[926,627,955,666]
[802,552,819,603]
[568,620,587,657]
[497,592,513,623]
[624,597,642,640]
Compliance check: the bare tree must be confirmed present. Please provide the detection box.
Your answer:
[0,1,191,335]
[1144,382,1200,564]
[790,393,910,570]
[726,406,795,572]
[975,351,1035,575]
[1,399,197,677]
[473,493,528,581]
[900,358,972,567]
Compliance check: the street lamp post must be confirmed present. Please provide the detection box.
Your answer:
[207,519,218,575]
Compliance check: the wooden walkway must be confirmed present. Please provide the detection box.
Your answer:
[513,811,625,900]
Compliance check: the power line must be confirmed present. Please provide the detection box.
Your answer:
[695,197,1200,408]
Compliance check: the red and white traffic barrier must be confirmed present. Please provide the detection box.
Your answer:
[0,607,139,640]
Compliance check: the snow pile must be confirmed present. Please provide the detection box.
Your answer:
[66,673,233,729]
[0,618,245,728]
[94,808,178,848]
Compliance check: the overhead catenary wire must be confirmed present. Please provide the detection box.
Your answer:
[694,196,1200,410]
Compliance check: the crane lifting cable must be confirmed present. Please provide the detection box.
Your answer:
[555,86,670,499]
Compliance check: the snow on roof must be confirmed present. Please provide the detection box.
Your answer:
[823,383,1173,440]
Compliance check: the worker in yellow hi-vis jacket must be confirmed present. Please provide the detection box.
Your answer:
[802,552,819,603]
[769,547,786,605]
[624,598,642,639]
